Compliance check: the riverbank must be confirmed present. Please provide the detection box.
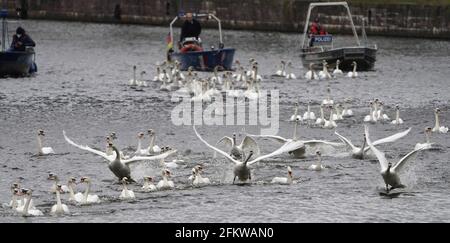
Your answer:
[4,0,450,39]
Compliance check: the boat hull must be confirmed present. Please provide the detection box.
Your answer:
[169,48,235,71]
[0,51,37,77]
[300,46,377,71]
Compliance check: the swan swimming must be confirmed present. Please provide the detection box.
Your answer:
[304,63,317,80]
[285,62,296,79]
[332,60,343,76]
[315,105,326,126]
[274,60,286,77]
[37,129,55,155]
[391,105,404,125]
[302,101,316,122]
[67,177,84,203]
[119,177,135,200]
[142,176,157,192]
[15,189,43,217]
[347,61,358,78]
[48,173,70,194]
[323,105,337,129]
[215,133,260,160]
[129,65,138,86]
[290,102,303,122]
[322,86,334,105]
[63,131,177,181]
[432,108,448,133]
[192,165,211,187]
[309,151,326,171]
[271,166,293,185]
[341,98,354,117]
[365,125,426,193]
[78,177,101,204]
[156,169,175,190]
[335,127,411,159]
[51,184,70,215]
[415,127,434,150]
[146,129,162,155]
[318,60,332,80]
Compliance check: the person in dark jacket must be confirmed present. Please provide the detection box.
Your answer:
[9,26,35,51]
[179,13,201,47]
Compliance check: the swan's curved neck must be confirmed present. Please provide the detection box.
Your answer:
[336,62,340,70]
[287,172,292,184]
[122,182,129,197]
[137,137,142,152]
[133,68,136,82]
[56,190,63,211]
[149,135,156,150]
[434,112,440,129]
[317,154,322,166]
[68,183,76,200]
[37,135,43,153]
[293,105,298,117]
[293,121,299,140]
[307,104,311,113]
[11,194,18,208]
[360,138,366,159]
[353,64,357,73]
[328,108,334,120]
[83,182,91,202]
[396,109,400,123]
[320,107,324,119]
[425,131,431,144]
[23,194,32,215]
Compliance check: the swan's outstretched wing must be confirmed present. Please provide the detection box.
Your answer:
[63,130,111,162]
[123,149,178,165]
[371,127,411,147]
[246,134,288,143]
[392,147,425,173]
[214,136,233,158]
[247,140,305,165]
[241,136,261,158]
[303,139,344,148]
[334,131,357,150]
[193,126,240,165]
[364,126,388,171]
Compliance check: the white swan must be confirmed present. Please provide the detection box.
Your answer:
[332,60,343,76]
[275,60,286,77]
[211,66,223,85]
[341,99,353,117]
[137,71,148,87]
[78,177,101,204]
[153,66,162,82]
[159,147,179,169]
[309,151,326,171]
[129,65,137,86]
[322,86,334,105]
[332,104,344,121]
[48,173,70,194]
[335,127,411,159]
[119,177,135,200]
[364,101,377,123]
[15,189,43,217]
[290,102,303,122]
[134,132,148,155]
[318,60,331,80]
[304,63,317,80]
[142,176,157,192]
[432,108,448,133]
[67,177,84,203]
[156,169,175,190]
[146,129,162,154]
[365,125,426,193]
[271,166,293,185]
[302,101,316,121]
[63,131,177,181]
[37,129,55,155]
[391,105,404,125]
[323,105,337,129]
[315,105,326,126]
[285,62,296,79]
[415,127,434,150]
[376,101,390,122]
[215,133,260,160]
[6,187,22,209]
[347,61,358,78]
[51,184,70,215]
[192,165,211,187]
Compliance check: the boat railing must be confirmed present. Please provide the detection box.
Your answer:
[1,9,8,52]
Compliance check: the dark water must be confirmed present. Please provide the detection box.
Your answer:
[0,20,449,222]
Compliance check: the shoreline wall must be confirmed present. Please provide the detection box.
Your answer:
[3,0,450,39]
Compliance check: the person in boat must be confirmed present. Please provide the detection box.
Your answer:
[308,18,328,47]
[9,27,35,52]
[179,12,203,52]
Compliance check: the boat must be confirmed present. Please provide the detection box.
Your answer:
[299,2,377,71]
[167,12,235,71]
[0,9,37,77]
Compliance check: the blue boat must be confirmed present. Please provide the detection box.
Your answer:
[167,13,235,71]
[0,9,37,77]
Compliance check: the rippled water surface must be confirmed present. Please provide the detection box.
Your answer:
[0,20,449,222]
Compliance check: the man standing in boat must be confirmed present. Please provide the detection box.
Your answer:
[308,17,327,46]
[9,27,35,51]
[179,12,202,51]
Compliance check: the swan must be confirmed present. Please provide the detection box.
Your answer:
[129,65,137,86]
[274,60,286,77]
[432,108,448,133]
[192,165,211,187]
[67,177,84,203]
[309,151,326,171]
[290,102,303,122]
[63,131,177,181]
[156,169,175,190]
[137,71,148,87]
[364,101,377,123]
[146,129,162,155]
[322,86,334,105]
[365,125,426,193]
[304,63,317,80]
[302,101,316,121]
[215,133,260,160]
[153,66,162,82]
[195,125,320,183]
[415,127,434,150]
[15,189,43,217]
[332,60,343,76]
[271,166,293,185]
[391,105,404,125]
[243,76,259,100]
[376,101,390,121]
[48,173,70,194]
[78,177,101,204]
[142,176,157,192]
[241,118,342,159]
[323,105,337,129]
[159,147,179,169]
[6,187,22,209]
[37,129,55,155]
[347,61,358,78]
[332,104,344,121]
[285,62,296,79]
[341,99,354,117]
[159,69,171,91]
[51,184,70,215]
[335,127,411,159]
[134,132,148,156]
[119,177,135,199]
[315,105,326,126]
[211,66,223,85]
[318,60,332,80]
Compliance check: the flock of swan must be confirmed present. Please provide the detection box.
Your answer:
[4,58,448,217]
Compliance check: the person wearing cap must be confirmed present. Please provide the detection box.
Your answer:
[9,26,35,51]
